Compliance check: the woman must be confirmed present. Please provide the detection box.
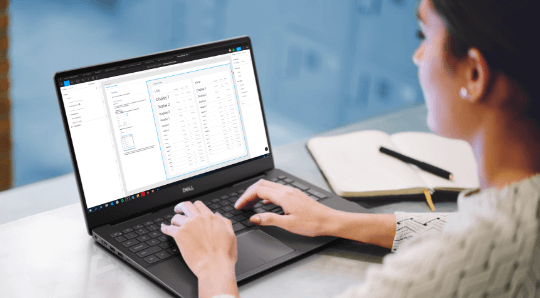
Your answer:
[161,0,540,296]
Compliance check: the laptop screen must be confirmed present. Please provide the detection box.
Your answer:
[57,40,270,214]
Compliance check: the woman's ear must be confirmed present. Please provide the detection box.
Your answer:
[463,48,490,104]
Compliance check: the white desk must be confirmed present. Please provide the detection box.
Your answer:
[0,105,458,298]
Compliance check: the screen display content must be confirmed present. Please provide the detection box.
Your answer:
[58,44,269,213]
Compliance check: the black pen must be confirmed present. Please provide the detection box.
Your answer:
[379,146,453,181]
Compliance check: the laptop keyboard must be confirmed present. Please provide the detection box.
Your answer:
[108,175,327,265]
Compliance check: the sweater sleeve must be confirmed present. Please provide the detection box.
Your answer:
[391,212,453,252]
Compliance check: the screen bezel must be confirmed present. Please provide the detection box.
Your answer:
[53,36,274,235]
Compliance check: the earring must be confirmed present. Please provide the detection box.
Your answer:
[459,87,469,99]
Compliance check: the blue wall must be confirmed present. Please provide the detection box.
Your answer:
[9,0,423,187]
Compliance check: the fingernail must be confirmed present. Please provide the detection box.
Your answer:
[250,215,261,224]
[174,202,183,212]
[234,201,239,208]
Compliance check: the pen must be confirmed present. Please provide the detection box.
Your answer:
[379,146,453,181]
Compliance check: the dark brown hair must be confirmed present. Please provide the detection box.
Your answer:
[430,0,540,126]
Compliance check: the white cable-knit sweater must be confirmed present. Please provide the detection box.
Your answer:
[214,174,540,298]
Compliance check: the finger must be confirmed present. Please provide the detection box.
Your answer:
[179,201,200,218]
[193,200,213,215]
[250,213,289,229]
[161,223,180,237]
[234,185,280,209]
[171,214,188,227]
[216,212,235,235]
[174,201,185,213]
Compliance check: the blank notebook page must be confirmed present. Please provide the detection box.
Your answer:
[308,130,427,195]
[390,132,479,190]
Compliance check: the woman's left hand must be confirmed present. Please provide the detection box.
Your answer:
[161,200,237,279]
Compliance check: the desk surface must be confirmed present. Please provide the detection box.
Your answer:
[0,105,458,298]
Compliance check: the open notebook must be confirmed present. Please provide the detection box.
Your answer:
[307,130,480,197]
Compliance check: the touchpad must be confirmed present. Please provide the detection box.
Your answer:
[235,230,295,276]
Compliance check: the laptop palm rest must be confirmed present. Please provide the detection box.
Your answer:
[235,229,295,276]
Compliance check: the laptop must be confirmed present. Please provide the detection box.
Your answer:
[53,36,370,298]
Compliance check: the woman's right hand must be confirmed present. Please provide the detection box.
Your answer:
[233,179,339,237]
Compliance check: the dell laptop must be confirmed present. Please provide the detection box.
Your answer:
[53,36,369,298]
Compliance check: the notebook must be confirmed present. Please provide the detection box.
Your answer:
[307,130,480,197]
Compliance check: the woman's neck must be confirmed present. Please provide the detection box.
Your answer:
[469,112,540,189]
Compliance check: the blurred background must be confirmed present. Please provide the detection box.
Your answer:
[5,0,423,189]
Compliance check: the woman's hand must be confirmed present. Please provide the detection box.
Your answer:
[234,179,340,237]
[235,179,397,248]
[161,201,239,298]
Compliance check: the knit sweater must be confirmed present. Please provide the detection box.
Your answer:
[213,174,540,298]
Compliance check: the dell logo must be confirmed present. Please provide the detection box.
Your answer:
[182,186,194,193]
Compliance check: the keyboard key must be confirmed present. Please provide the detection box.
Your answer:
[284,178,294,183]
[159,242,173,249]
[157,235,168,242]
[270,207,282,213]
[277,176,286,180]
[129,243,149,252]
[163,214,174,220]
[124,232,138,239]
[156,251,172,260]
[262,203,279,211]
[153,217,164,223]
[242,220,254,227]
[110,232,122,238]
[242,209,256,216]
[115,236,127,242]
[133,224,144,230]
[210,203,221,209]
[148,231,162,238]
[270,178,279,182]
[211,198,221,203]
[233,214,247,221]
[254,208,266,214]
[220,195,229,200]
[307,189,327,199]
[122,239,139,247]
[137,246,162,258]
[309,195,320,201]
[147,225,159,231]
[219,201,229,206]
[231,209,243,215]
[137,235,151,242]
[229,218,237,224]
[229,192,238,196]
[276,210,285,215]
[143,221,154,226]
[222,206,234,211]
[237,189,245,194]
[135,228,149,235]
[228,197,239,203]
[277,181,287,185]
[232,223,246,232]
[146,239,160,246]
[122,228,133,233]
[167,247,180,255]
[254,202,263,208]
[291,182,310,191]
[222,212,234,219]
[143,255,160,264]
